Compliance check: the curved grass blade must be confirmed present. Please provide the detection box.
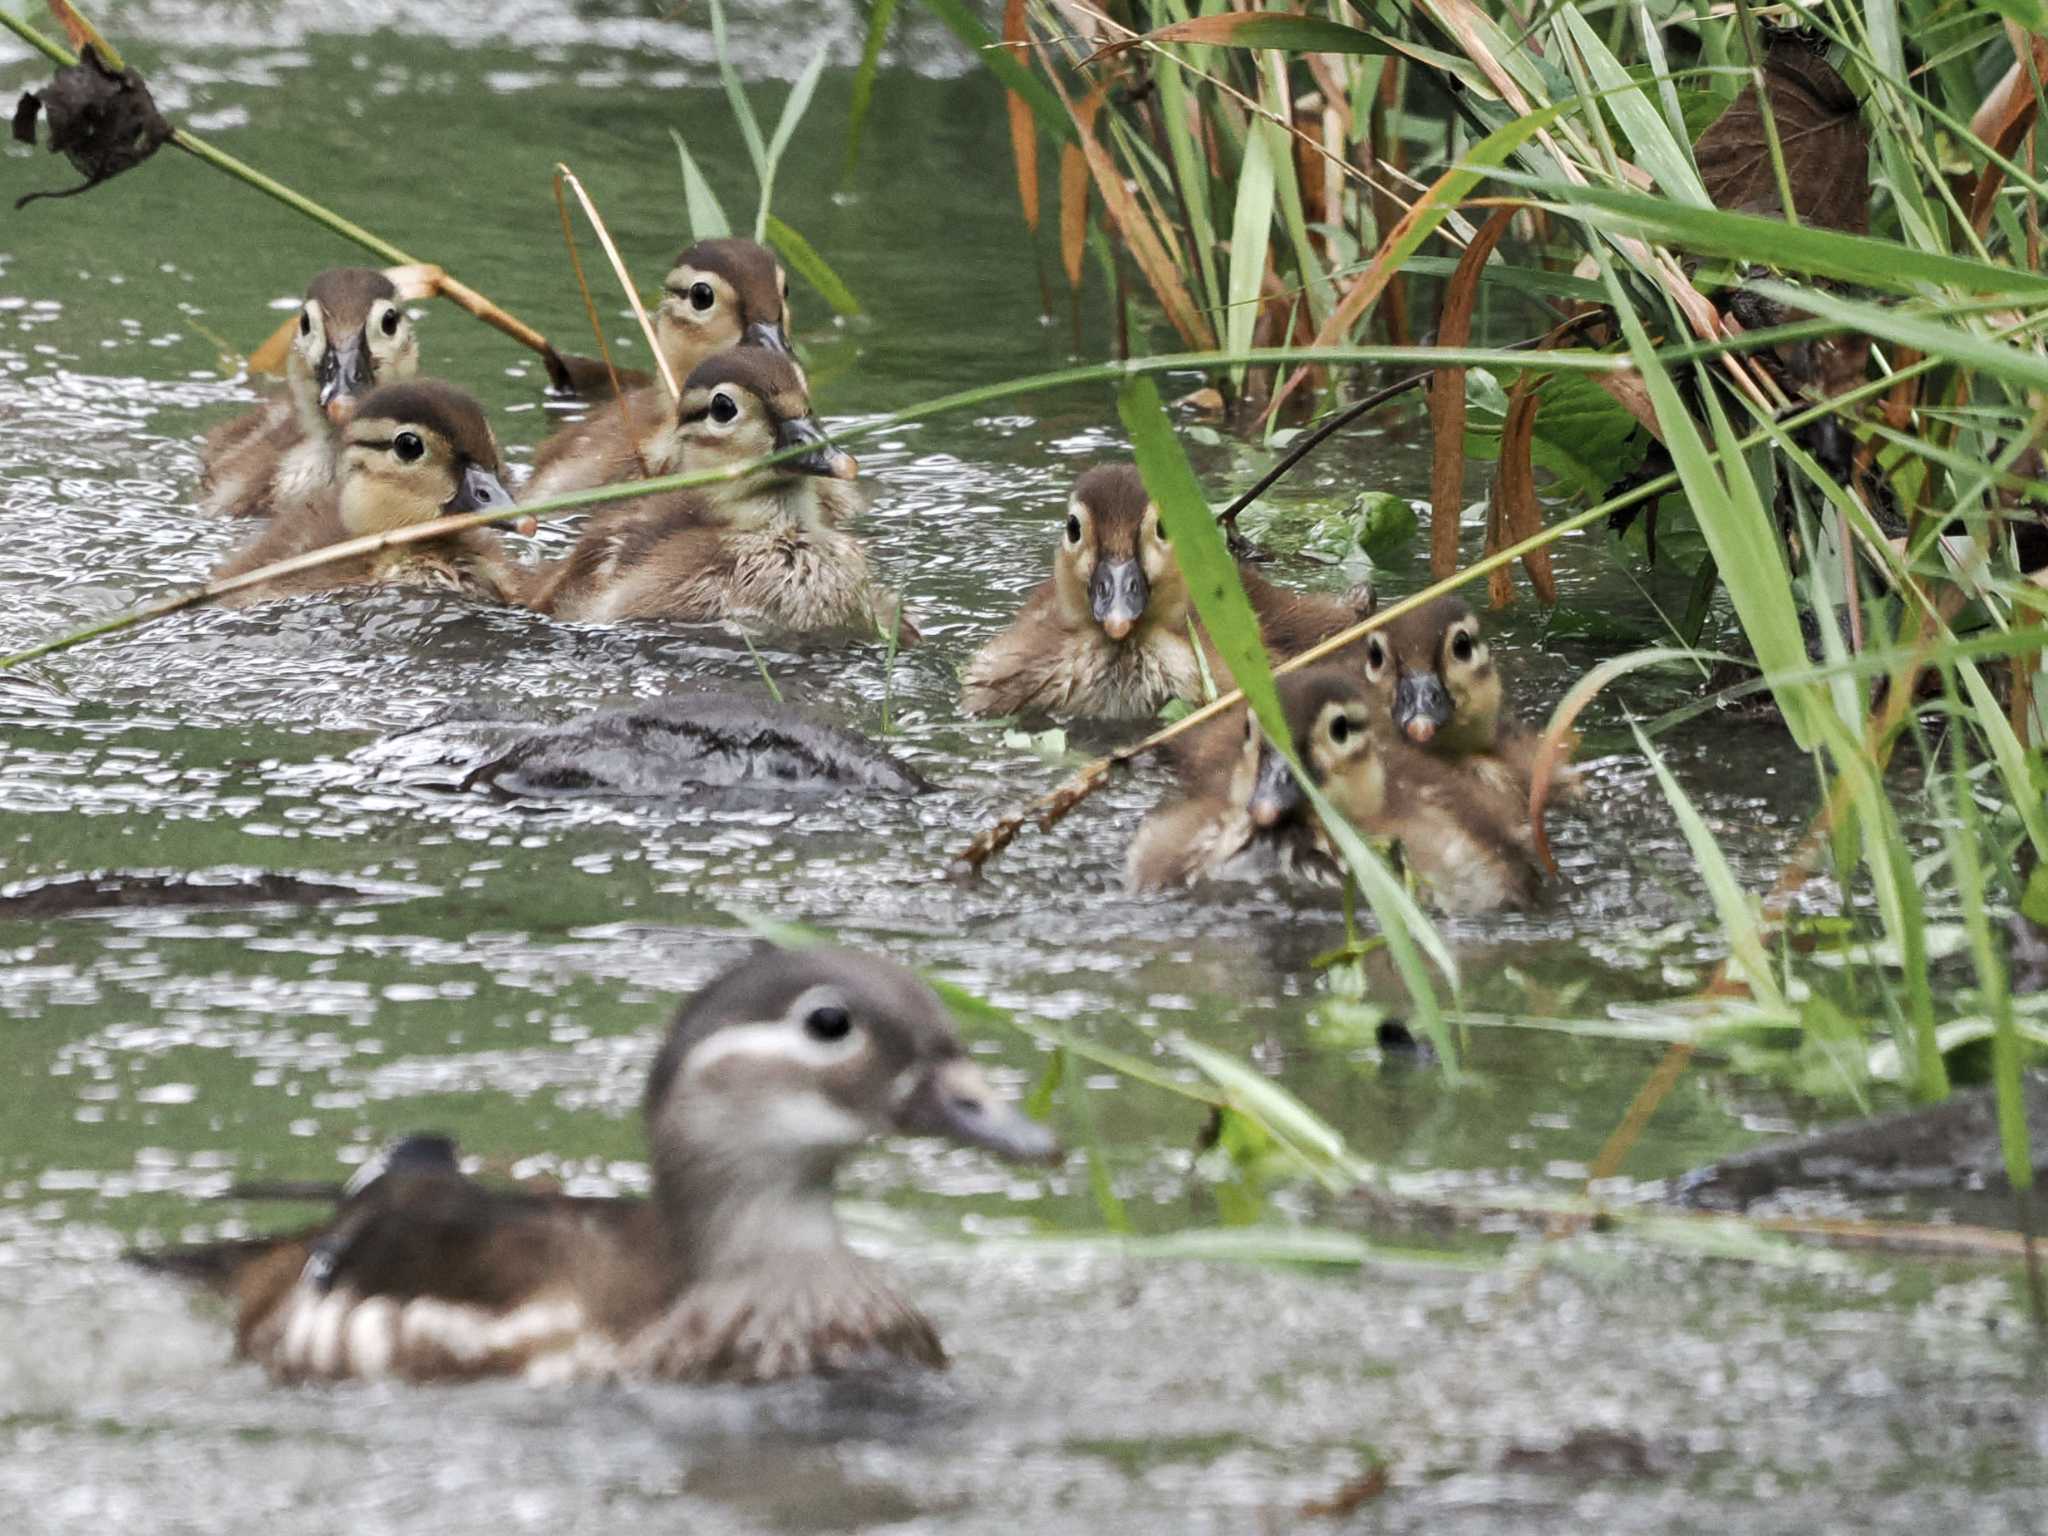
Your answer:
[842,0,899,177]
[764,214,862,317]
[670,129,732,241]
[757,42,829,239]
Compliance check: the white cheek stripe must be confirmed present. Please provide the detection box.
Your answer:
[681,1011,867,1080]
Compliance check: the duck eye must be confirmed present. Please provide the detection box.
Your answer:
[1366,637,1386,673]
[1451,631,1476,663]
[1065,514,1082,544]
[298,310,312,337]
[1153,517,1169,544]
[803,1005,852,1042]
[392,432,424,463]
[380,307,401,338]
[710,392,739,425]
[690,282,715,312]
[1330,714,1351,745]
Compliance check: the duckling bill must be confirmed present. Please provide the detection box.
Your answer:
[210,379,520,604]
[131,945,1057,1385]
[962,464,1372,722]
[199,268,421,520]
[522,349,907,644]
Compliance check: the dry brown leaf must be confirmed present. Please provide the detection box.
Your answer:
[1499,370,1556,604]
[1057,73,1214,348]
[1059,142,1089,292]
[1003,0,1040,232]
[1694,30,1869,234]
[1428,206,1515,580]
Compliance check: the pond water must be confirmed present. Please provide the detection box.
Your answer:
[2,3,2043,1530]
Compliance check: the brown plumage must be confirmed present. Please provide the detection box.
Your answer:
[961,464,1371,721]
[1129,665,1542,911]
[1128,667,1384,890]
[525,238,795,503]
[130,946,1057,1386]
[199,268,420,519]
[210,379,520,605]
[523,351,904,643]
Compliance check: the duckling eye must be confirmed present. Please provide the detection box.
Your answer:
[1366,637,1386,673]
[690,282,716,312]
[710,392,739,425]
[1451,630,1476,663]
[1329,714,1351,745]
[298,310,312,337]
[392,432,424,463]
[380,307,401,338]
[1153,517,1169,544]
[803,1005,852,1042]
[1065,514,1082,544]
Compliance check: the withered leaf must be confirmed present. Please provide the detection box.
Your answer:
[1694,29,1868,235]
[11,45,172,211]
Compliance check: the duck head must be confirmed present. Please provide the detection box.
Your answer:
[335,379,514,536]
[287,267,421,432]
[645,347,856,492]
[1238,667,1386,836]
[1361,596,1502,755]
[1052,464,1188,644]
[642,945,1057,1280]
[652,237,795,381]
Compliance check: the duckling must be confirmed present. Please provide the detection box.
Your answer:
[210,379,519,605]
[199,268,420,519]
[1128,666,1383,890]
[524,351,909,643]
[1130,667,1541,911]
[130,945,1057,1385]
[525,237,794,503]
[961,465,1371,721]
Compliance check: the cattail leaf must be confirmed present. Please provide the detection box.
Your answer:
[763,214,861,317]
[670,129,732,241]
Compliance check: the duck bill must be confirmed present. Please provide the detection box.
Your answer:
[743,320,795,357]
[443,463,514,515]
[1090,557,1148,642]
[774,414,858,480]
[1247,745,1305,829]
[1393,673,1454,745]
[316,333,373,425]
[895,1056,1060,1164]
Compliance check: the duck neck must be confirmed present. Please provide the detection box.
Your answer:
[651,1138,849,1288]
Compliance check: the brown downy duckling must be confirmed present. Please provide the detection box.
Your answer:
[199,268,421,519]
[130,945,1057,1385]
[1131,667,1542,910]
[1362,594,1587,813]
[1128,667,1384,891]
[524,351,908,643]
[524,237,795,503]
[211,379,519,605]
[961,465,1372,721]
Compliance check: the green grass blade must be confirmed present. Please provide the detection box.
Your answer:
[1559,6,1707,206]
[1631,720,1786,1010]
[1224,121,1277,392]
[1175,1036,1370,1191]
[1507,177,2048,299]
[1946,740,2030,1194]
[757,42,829,239]
[842,0,899,177]
[1118,373,1455,1033]
[670,130,733,241]
[708,0,769,181]
[913,0,1074,142]
[1601,255,1819,748]
[764,214,862,317]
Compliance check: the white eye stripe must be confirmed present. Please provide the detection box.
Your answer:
[680,997,867,1078]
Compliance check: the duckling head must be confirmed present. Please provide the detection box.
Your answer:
[1052,464,1188,643]
[1362,595,1502,754]
[335,379,514,536]
[652,237,794,379]
[646,347,856,490]
[1241,667,1385,834]
[642,945,1057,1275]
[287,268,420,432]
